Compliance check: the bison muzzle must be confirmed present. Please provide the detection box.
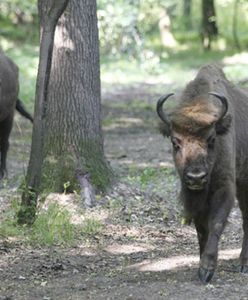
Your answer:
[0,51,33,179]
[157,63,248,283]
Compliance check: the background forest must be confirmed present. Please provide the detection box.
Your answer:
[0,0,247,103]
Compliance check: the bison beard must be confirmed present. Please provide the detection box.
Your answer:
[0,51,33,179]
[157,63,248,283]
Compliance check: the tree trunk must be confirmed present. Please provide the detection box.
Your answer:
[18,0,69,225]
[201,0,218,50]
[44,0,113,197]
[233,0,241,51]
[159,9,177,48]
[183,0,192,29]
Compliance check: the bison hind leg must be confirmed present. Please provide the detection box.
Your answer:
[236,184,248,272]
[0,115,13,180]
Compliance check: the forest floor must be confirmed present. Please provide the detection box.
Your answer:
[0,82,248,300]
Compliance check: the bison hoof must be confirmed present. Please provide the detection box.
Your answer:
[240,265,248,274]
[198,267,214,283]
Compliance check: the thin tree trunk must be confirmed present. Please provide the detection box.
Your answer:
[159,8,177,48]
[18,0,69,225]
[201,0,218,50]
[233,0,241,51]
[183,0,192,29]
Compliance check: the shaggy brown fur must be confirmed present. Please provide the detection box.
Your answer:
[171,97,219,135]
[0,51,33,179]
[157,63,248,283]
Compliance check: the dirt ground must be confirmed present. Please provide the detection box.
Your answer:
[1,83,248,300]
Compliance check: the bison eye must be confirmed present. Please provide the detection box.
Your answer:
[171,137,181,152]
[207,135,216,148]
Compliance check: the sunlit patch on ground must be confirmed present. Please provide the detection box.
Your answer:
[43,193,110,225]
[223,52,248,65]
[128,248,241,272]
[104,243,155,255]
[103,117,144,130]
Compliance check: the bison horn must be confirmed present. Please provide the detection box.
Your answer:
[156,93,174,127]
[209,92,228,120]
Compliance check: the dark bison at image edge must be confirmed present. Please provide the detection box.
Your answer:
[157,63,248,283]
[0,50,33,179]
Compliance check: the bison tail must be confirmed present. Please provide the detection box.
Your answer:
[16,99,33,123]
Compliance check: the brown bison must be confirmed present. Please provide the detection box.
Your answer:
[157,63,248,283]
[0,51,33,179]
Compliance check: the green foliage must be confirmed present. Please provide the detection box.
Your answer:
[0,198,104,246]
[42,155,78,194]
[139,168,158,187]
[0,200,75,246]
[30,203,75,246]
[0,0,38,43]
[0,198,24,238]
[81,218,104,235]
[43,139,114,194]
[17,180,39,225]
[0,0,247,60]
[125,166,181,221]
[98,0,141,57]
[98,0,248,59]
[127,166,177,190]
[17,204,37,226]
[0,0,37,20]
[98,0,176,58]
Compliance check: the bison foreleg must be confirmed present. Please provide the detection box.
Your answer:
[198,187,234,283]
[237,186,248,272]
[240,222,248,273]
[194,216,209,257]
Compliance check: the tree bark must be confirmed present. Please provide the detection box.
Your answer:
[18,0,69,225]
[233,0,241,51]
[201,0,218,50]
[44,0,113,198]
[183,0,192,29]
[159,9,177,48]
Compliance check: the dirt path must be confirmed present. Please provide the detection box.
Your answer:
[1,84,248,300]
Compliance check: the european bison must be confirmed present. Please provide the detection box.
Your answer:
[157,63,248,283]
[0,51,33,179]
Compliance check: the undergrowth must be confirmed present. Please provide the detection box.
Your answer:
[30,203,74,246]
[0,199,104,246]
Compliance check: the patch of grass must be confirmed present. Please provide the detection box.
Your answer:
[0,198,105,246]
[105,197,123,210]
[102,117,119,127]
[128,166,176,189]
[30,203,75,246]
[0,198,24,239]
[0,200,76,246]
[139,168,157,187]
[81,218,104,236]
[125,166,181,221]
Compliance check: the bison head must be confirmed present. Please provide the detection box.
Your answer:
[157,92,231,191]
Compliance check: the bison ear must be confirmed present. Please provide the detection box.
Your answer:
[215,114,232,135]
[158,122,171,137]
